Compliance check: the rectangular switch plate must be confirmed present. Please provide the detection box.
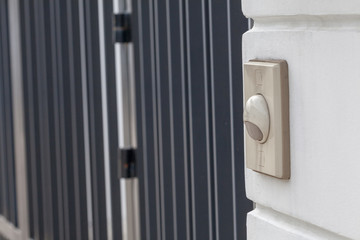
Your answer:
[244,60,290,179]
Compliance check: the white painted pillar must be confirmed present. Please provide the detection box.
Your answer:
[242,1,360,239]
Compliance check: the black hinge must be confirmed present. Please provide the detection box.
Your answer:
[113,13,132,43]
[118,148,136,178]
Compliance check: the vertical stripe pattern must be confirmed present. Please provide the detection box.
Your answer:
[1,0,252,239]
[10,0,122,239]
[132,0,253,239]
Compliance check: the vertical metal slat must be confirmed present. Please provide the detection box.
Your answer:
[103,0,122,238]
[48,0,65,238]
[55,1,73,238]
[84,0,108,238]
[78,0,96,238]
[0,11,8,220]
[0,0,17,226]
[8,0,30,237]
[153,0,174,239]
[43,0,63,238]
[185,0,214,239]
[66,1,90,238]
[21,1,43,237]
[33,0,55,237]
[133,0,162,239]
[208,0,238,238]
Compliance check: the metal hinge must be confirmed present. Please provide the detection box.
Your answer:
[113,13,132,43]
[118,148,136,178]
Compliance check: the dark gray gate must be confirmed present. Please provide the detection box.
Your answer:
[18,0,122,239]
[132,1,252,239]
[0,0,251,239]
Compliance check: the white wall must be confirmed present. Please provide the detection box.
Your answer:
[243,1,360,239]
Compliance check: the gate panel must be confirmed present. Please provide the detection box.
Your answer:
[1,0,251,239]
[133,0,252,239]
[18,1,121,239]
